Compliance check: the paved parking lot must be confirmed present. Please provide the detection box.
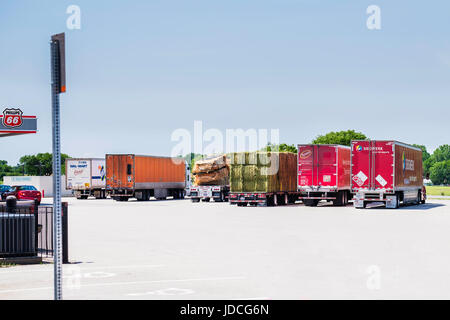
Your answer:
[0,197,449,299]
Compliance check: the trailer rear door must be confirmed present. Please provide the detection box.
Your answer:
[351,141,394,191]
[298,145,314,187]
[317,145,338,187]
[298,145,337,188]
[106,155,135,189]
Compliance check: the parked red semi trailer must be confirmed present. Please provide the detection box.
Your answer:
[297,144,351,206]
[351,140,426,209]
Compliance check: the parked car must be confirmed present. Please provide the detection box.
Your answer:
[4,185,42,204]
[0,184,11,201]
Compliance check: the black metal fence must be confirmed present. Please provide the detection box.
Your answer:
[37,205,53,258]
[0,201,68,262]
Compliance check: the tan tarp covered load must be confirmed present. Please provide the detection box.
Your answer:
[229,152,297,192]
[193,155,230,186]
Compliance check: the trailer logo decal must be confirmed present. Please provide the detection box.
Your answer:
[74,169,84,176]
[299,150,312,159]
[356,145,363,152]
[2,108,23,128]
[99,165,106,181]
[402,152,414,172]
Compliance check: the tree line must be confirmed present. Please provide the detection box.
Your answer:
[0,153,70,181]
[184,130,449,186]
[2,133,449,185]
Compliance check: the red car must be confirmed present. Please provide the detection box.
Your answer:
[4,185,42,204]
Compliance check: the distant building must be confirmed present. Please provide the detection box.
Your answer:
[3,175,73,197]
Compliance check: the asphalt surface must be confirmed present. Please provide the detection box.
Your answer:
[0,197,449,300]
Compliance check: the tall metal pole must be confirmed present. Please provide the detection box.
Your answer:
[50,38,63,300]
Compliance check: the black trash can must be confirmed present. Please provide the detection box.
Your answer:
[0,213,36,257]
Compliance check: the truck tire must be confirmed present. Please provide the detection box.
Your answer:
[191,198,200,203]
[332,191,344,206]
[95,191,106,200]
[288,195,297,204]
[202,198,210,202]
[80,195,88,200]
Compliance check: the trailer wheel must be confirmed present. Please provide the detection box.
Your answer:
[80,195,88,200]
[392,193,400,209]
[191,198,200,203]
[332,191,345,206]
[202,198,210,202]
[288,195,297,204]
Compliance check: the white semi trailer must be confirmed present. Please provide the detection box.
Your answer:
[66,158,107,199]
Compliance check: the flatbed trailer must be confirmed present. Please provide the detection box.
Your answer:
[297,144,352,206]
[190,185,229,202]
[229,191,299,207]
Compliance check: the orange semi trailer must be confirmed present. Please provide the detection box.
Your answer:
[106,154,187,201]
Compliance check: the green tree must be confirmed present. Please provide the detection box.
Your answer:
[423,144,450,179]
[412,144,431,177]
[0,160,25,181]
[412,144,431,161]
[19,153,70,176]
[312,130,368,146]
[262,143,297,153]
[429,160,450,185]
[431,144,450,162]
[424,157,435,178]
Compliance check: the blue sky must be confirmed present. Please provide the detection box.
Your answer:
[0,0,449,164]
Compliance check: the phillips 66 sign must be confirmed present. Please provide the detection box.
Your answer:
[0,108,37,137]
[2,108,23,128]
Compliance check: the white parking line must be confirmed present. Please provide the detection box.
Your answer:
[0,276,246,294]
[0,264,165,275]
